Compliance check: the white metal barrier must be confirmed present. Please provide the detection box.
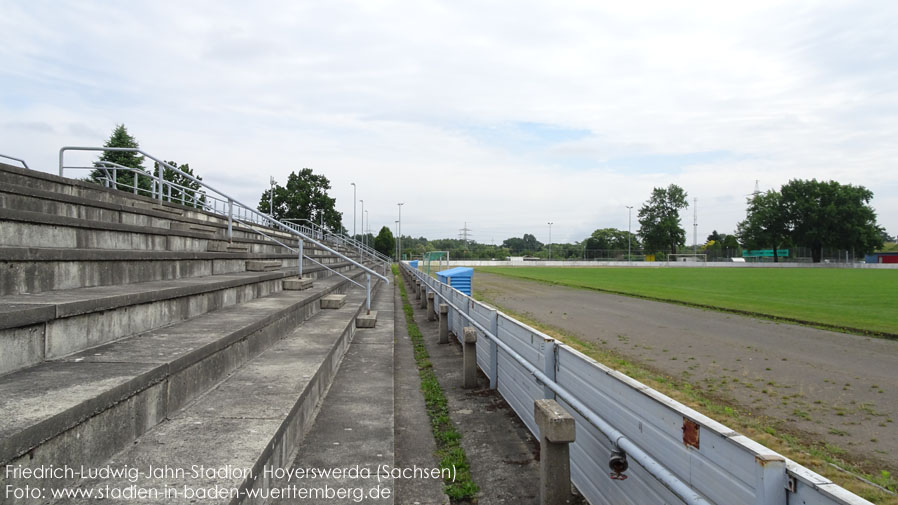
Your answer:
[401,262,873,505]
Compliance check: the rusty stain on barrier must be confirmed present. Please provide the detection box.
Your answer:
[683,418,700,449]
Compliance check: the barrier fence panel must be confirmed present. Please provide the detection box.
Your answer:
[470,301,496,379]
[399,263,871,505]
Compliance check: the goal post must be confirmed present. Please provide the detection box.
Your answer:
[424,251,449,275]
[667,253,707,263]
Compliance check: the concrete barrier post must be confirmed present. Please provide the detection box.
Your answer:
[415,281,421,300]
[439,304,449,344]
[427,292,436,321]
[463,327,477,388]
[534,399,576,505]
[420,287,428,309]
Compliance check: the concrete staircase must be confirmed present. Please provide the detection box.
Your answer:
[0,162,390,504]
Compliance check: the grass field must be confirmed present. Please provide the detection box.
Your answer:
[477,267,898,336]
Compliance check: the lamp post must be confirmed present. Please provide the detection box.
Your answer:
[397,202,404,261]
[351,182,356,240]
[394,220,399,259]
[359,199,364,247]
[548,222,553,260]
[269,176,277,218]
[626,206,633,263]
[365,209,369,249]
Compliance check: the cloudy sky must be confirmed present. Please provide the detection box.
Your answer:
[3,1,897,244]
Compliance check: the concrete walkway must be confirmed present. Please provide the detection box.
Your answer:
[272,285,397,505]
[393,285,450,505]
[404,283,582,504]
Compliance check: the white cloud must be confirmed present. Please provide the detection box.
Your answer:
[2,0,897,242]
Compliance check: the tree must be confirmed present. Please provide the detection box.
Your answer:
[736,190,790,262]
[781,179,883,263]
[374,226,395,258]
[155,160,206,208]
[637,184,688,256]
[90,124,152,194]
[584,228,638,251]
[258,168,342,231]
[502,234,543,255]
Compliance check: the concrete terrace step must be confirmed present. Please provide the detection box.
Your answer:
[0,166,316,246]
[43,287,379,504]
[0,208,310,256]
[272,285,395,504]
[0,274,374,502]
[0,263,357,375]
[0,246,344,296]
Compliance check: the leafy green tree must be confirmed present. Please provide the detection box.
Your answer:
[258,168,342,231]
[637,184,688,256]
[155,160,206,208]
[703,230,741,259]
[374,226,395,257]
[90,124,152,194]
[736,190,791,262]
[781,179,883,262]
[502,234,543,255]
[584,228,638,251]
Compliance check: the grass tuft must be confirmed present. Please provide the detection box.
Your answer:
[394,265,479,501]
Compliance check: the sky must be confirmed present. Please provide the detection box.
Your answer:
[2,1,897,245]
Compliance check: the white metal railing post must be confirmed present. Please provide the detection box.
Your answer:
[156,161,164,201]
[366,274,371,314]
[227,198,233,241]
[489,311,499,389]
[542,338,556,400]
[298,239,304,278]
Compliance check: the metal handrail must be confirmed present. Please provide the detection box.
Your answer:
[60,146,389,310]
[92,161,208,207]
[236,218,370,302]
[0,153,29,169]
[404,263,712,505]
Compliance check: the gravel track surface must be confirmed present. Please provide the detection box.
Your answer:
[475,271,898,473]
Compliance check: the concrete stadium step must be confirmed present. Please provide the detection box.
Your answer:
[0,246,344,296]
[41,286,379,504]
[271,285,395,504]
[0,180,305,247]
[0,164,321,246]
[0,273,375,502]
[0,263,357,375]
[0,208,312,256]
[0,163,233,229]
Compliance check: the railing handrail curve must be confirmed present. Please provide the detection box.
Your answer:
[59,146,390,286]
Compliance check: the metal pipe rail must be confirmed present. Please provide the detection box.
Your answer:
[91,161,207,206]
[59,147,389,308]
[0,153,30,169]
[402,263,711,505]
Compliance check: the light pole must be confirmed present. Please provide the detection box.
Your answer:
[394,220,399,259]
[397,203,404,261]
[351,182,356,240]
[365,209,369,249]
[269,176,277,218]
[626,206,633,263]
[547,222,553,260]
[359,199,364,247]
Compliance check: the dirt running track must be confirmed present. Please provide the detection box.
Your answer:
[474,271,898,474]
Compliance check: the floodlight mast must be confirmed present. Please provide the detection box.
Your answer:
[351,182,356,240]
[548,222,553,260]
[626,206,633,263]
[398,202,404,261]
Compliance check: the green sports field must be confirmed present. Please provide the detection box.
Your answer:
[476,267,898,336]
